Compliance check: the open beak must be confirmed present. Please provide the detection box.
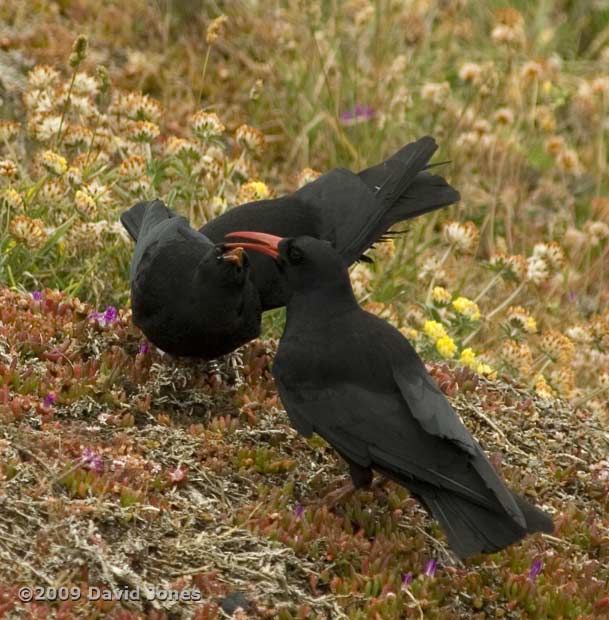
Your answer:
[224,231,283,260]
[221,246,245,268]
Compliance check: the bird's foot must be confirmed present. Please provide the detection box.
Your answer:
[312,481,356,510]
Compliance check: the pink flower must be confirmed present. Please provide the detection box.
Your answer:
[529,558,543,582]
[81,447,103,473]
[88,306,119,327]
[43,393,56,408]
[423,558,438,577]
[340,104,375,125]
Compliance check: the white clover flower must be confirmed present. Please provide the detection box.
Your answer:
[27,65,60,90]
[442,221,479,254]
[526,255,549,284]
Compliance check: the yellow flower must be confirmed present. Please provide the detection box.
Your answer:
[476,363,497,380]
[237,180,271,203]
[9,215,47,249]
[40,150,68,176]
[431,286,451,305]
[539,331,575,364]
[436,336,457,359]
[206,15,228,44]
[459,347,477,368]
[424,320,448,342]
[400,327,418,341]
[75,190,97,220]
[506,306,537,333]
[534,374,554,399]
[2,188,24,212]
[452,297,481,321]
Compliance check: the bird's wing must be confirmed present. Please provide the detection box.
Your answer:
[375,320,526,525]
[273,313,525,524]
[274,376,511,512]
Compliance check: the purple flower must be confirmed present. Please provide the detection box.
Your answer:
[340,104,375,124]
[402,572,413,586]
[43,393,56,408]
[568,291,576,302]
[529,558,543,582]
[295,504,304,518]
[88,306,119,327]
[32,291,42,301]
[138,342,150,355]
[81,447,103,473]
[88,311,104,324]
[423,558,438,577]
[104,306,118,323]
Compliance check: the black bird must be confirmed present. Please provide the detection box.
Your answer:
[121,137,459,359]
[224,231,554,559]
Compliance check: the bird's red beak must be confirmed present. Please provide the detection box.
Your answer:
[224,231,283,260]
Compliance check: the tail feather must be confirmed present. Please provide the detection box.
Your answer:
[422,489,552,559]
[379,172,460,230]
[341,137,443,260]
[371,137,439,210]
[376,463,553,559]
[120,199,175,242]
[358,138,438,208]
[513,493,554,534]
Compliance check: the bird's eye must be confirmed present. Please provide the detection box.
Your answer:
[287,244,304,264]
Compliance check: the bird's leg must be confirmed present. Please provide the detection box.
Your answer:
[369,476,391,501]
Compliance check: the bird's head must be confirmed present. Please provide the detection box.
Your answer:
[224,231,349,297]
[190,241,258,320]
[131,221,261,357]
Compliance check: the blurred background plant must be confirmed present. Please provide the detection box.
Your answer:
[1,0,608,413]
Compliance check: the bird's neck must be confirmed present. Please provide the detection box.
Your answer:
[285,280,359,329]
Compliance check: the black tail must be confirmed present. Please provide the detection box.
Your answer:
[378,171,460,231]
[120,199,175,242]
[341,137,457,261]
[419,488,553,559]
